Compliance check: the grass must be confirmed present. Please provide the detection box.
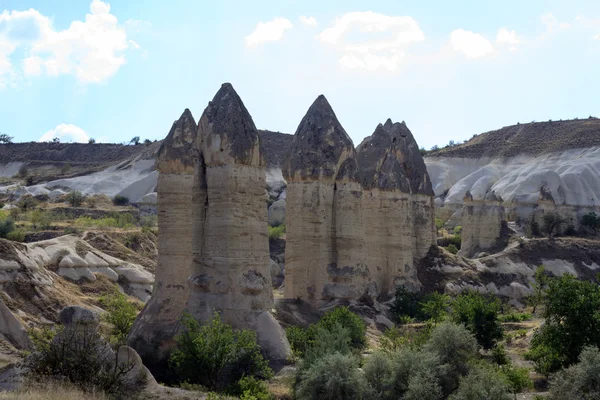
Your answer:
[73,214,135,230]
[268,224,285,239]
[0,382,108,400]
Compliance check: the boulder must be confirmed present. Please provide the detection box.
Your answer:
[268,199,286,227]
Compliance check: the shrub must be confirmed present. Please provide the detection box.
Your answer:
[498,312,533,323]
[446,244,459,254]
[499,365,532,397]
[6,228,25,242]
[87,196,97,208]
[303,324,353,365]
[525,274,600,374]
[61,163,72,175]
[449,364,511,400]
[29,209,52,230]
[66,191,85,207]
[18,164,28,178]
[268,224,285,239]
[17,195,38,211]
[25,325,135,397]
[528,265,548,314]
[235,375,273,400]
[581,212,600,234]
[491,344,510,366]
[452,291,503,349]
[112,195,129,206]
[424,322,478,393]
[99,292,140,345]
[549,346,600,399]
[435,218,444,232]
[419,292,450,325]
[141,215,157,228]
[0,217,15,238]
[286,325,311,358]
[453,226,463,235]
[169,312,272,391]
[294,352,368,400]
[542,212,565,239]
[316,306,366,350]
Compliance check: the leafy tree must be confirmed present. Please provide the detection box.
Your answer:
[543,212,565,239]
[0,217,15,238]
[29,209,52,230]
[112,195,129,206]
[66,191,85,207]
[491,344,510,366]
[169,312,272,391]
[129,136,140,145]
[525,274,600,374]
[449,365,511,400]
[315,306,366,350]
[143,138,152,145]
[88,138,96,144]
[0,133,13,144]
[420,292,450,325]
[391,286,421,320]
[451,291,503,349]
[52,137,60,143]
[446,244,459,254]
[99,292,140,345]
[581,212,600,235]
[18,195,38,211]
[499,365,532,399]
[529,265,548,314]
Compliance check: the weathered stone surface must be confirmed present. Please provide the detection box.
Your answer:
[128,108,203,373]
[187,83,289,362]
[268,199,286,226]
[130,84,290,375]
[458,190,509,258]
[0,300,31,350]
[284,111,436,305]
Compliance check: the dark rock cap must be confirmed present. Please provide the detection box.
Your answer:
[157,108,198,171]
[356,119,433,195]
[199,83,262,165]
[283,95,356,180]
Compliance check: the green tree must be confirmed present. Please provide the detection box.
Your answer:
[581,212,600,235]
[420,292,450,325]
[451,291,503,350]
[549,346,600,400]
[66,190,84,207]
[391,286,421,320]
[499,365,532,400]
[169,312,272,391]
[543,212,565,239]
[529,265,548,314]
[316,306,366,350]
[525,274,600,374]
[449,365,511,400]
[129,136,140,145]
[0,133,13,144]
[99,292,140,345]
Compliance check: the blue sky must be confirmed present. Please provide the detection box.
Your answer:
[0,0,599,149]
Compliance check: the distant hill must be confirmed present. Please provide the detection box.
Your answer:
[428,117,600,159]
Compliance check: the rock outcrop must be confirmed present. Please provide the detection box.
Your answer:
[458,190,509,258]
[283,99,435,306]
[129,84,290,376]
[0,300,31,350]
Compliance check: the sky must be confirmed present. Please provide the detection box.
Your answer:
[0,0,599,150]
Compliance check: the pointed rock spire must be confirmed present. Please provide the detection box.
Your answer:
[199,83,262,166]
[157,108,198,173]
[283,94,355,180]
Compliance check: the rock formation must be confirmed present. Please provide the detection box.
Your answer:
[0,299,31,350]
[128,109,201,371]
[283,98,436,306]
[458,190,509,258]
[129,84,290,376]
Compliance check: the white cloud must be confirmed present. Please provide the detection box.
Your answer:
[0,0,137,86]
[299,16,317,26]
[594,34,600,40]
[318,11,424,71]
[245,17,293,47]
[450,29,494,59]
[39,124,90,143]
[496,28,520,51]
[541,13,571,33]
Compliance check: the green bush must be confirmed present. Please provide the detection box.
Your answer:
[66,191,85,207]
[295,352,369,400]
[419,292,450,325]
[549,346,600,399]
[169,312,272,391]
[498,312,533,323]
[74,214,135,230]
[435,218,444,232]
[449,364,511,400]
[391,286,422,320]
[581,212,600,234]
[112,195,129,206]
[286,325,311,358]
[424,322,478,394]
[29,209,52,230]
[491,344,510,366]
[448,234,462,249]
[499,365,532,397]
[452,291,503,349]
[380,325,432,353]
[6,228,25,242]
[453,226,463,235]
[446,244,459,254]
[0,217,15,238]
[268,224,285,239]
[234,376,273,400]
[17,195,38,211]
[99,292,140,345]
[316,306,366,350]
[525,274,600,374]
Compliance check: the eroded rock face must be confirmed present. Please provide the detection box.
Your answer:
[128,109,202,372]
[283,100,435,306]
[458,190,509,258]
[0,299,31,350]
[129,84,290,375]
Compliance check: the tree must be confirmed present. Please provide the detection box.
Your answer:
[129,136,140,145]
[88,138,96,144]
[549,346,600,399]
[449,365,511,400]
[391,286,421,320]
[420,292,450,325]
[143,138,152,145]
[525,274,600,374]
[52,137,60,143]
[451,291,503,350]
[542,212,565,239]
[0,133,13,144]
[529,265,548,314]
[315,306,366,350]
[581,212,600,235]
